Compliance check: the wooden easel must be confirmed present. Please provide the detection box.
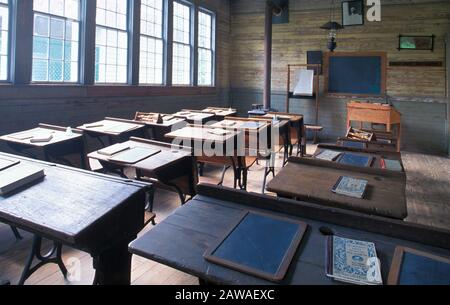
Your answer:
[286,64,322,143]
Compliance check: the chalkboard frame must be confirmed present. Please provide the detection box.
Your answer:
[203,210,308,282]
[324,52,387,97]
[387,246,450,285]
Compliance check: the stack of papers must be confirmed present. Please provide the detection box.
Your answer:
[326,236,382,285]
[332,176,368,199]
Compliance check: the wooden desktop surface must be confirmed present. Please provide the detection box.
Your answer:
[129,184,450,285]
[0,152,148,285]
[88,138,192,172]
[266,157,407,220]
[165,126,239,144]
[77,118,145,136]
[0,124,83,148]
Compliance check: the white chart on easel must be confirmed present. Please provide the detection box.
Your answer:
[293,69,314,96]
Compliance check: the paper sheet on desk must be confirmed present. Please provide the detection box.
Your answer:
[293,69,314,96]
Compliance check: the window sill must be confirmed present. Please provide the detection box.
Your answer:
[0,84,218,99]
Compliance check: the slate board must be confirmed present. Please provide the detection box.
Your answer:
[204,211,307,282]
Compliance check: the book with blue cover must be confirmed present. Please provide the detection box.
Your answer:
[337,153,373,167]
[326,236,382,285]
[332,176,368,199]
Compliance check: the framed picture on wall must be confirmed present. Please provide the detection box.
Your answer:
[398,35,435,51]
[342,0,364,26]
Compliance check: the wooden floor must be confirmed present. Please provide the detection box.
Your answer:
[1,145,449,285]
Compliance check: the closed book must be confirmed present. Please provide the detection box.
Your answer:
[30,134,53,143]
[326,236,382,285]
[0,164,45,195]
[332,176,368,199]
[315,150,342,161]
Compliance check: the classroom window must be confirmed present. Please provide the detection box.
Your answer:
[197,9,214,86]
[0,0,8,81]
[95,0,128,84]
[32,0,80,83]
[172,1,191,85]
[140,0,164,85]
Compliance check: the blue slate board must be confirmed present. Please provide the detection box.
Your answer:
[399,252,450,285]
[204,212,307,281]
[338,153,373,167]
[342,140,366,149]
[328,56,382,95]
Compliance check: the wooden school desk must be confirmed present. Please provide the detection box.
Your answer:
[257,112,305,157]
[347,102,402,152]
[210,117,282,190]
[313,143,404,171]
[129,184,450,285]
[172,111,215,125]
[0,123,87,169]
[0,153,150,285]
[77,117,145,148]
[266,157,407,220]
[88,137,197,205]
[165,125,244,189]
[133,112,186,142]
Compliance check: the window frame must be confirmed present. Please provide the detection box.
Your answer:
[30,0,82,84]
[139,0,166,86]
[0,0,11,82]
[94,0,130,85]
[197,6,215,87]
[171,0,194,86]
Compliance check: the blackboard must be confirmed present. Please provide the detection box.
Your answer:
[325,52,387,96]
[204,211,307,282]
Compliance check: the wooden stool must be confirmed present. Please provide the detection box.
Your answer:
[305,124,323,144]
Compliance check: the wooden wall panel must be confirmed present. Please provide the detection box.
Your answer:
[230,0,449,97]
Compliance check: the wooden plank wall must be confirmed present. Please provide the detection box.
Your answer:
[229,0,450,155]
[0,0,231,136]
